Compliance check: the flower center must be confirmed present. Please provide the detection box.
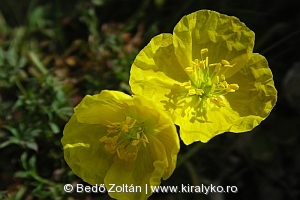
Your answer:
[99,117,149,161]
[181,48,239,117]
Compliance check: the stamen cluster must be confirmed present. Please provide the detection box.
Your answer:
[100,116,149,161]
[182,48,239,109]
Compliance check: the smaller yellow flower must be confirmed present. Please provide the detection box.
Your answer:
[61,90,179,200]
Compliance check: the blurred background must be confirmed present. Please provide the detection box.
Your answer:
[0,0,299,199]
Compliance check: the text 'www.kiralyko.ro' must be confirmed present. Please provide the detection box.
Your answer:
[64,183,238,195]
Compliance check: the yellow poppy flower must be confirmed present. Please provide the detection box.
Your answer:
[129,10,277,144]
[62,90,179,200]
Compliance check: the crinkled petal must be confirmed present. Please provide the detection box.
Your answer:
[154,124,179,179]
[130,33,189,114]
[173,10,255,77]
[176,99,237,144]
[104,135,169,200]
[178,53,277,144]
[62,115,114,184]
[226,53,277,131]
[74,90,131,124]
[132,95,180,178]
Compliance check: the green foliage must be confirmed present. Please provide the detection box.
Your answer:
[0,1,140,199]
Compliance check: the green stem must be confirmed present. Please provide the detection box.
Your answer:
[14,77,27,96]
[185,161,201,186]
[261,29,300,55]
[177,142,203,168]
[28,51,48,75]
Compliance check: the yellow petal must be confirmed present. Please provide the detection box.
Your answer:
[74,90,131,124]
[132,95,179,179]
[178,54,277,144]
[130,33,190,117]
[104,129,172,200]
[175,100,237,144]
[62,115,114,184]
[226,53,277,132]
[173,10,254,78]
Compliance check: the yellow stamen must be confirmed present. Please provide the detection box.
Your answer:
[196,89,204,95]
[199,60,205,69]
[116,102,129,109]
[181,48,240,119]
[209,63,219,67]
[209,96,226,107]
[186,67,194,73]
[201,48,208,54]
[181,81,192,89]
[188,89,196,96]
[100,136,118,153]
[215,76,220,84]
[192,59,199,66]
[210,84,216,93]
[195,98,202,107]
[227,84,239,92]
[220,74,225,81]
[100,117,147,161]
[221,59,230,65]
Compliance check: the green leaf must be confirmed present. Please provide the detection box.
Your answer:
[0,140,13,149]
[25,141,38,151]
[49,122,60,134]
[3,125,20,138]
[28,156,37,172]
[14,186,27,200]
[28,51,48,75]
[20,152,28,170]
[14,171,29,178]
[56,107,73,121]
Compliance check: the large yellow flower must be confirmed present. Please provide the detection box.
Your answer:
[129,10,277,145]
[61,90,179,200]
